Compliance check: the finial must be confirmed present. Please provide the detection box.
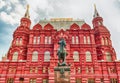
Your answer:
[24,4,30,18]
[94,4,96,10]
[93,4,100,18]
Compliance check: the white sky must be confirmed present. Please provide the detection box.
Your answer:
[0,0,120,60]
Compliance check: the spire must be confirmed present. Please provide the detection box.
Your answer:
[24,4,30,18]
[93,4,100,18]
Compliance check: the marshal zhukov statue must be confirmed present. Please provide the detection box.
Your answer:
[54,38,70,83]
[57,38,68,66]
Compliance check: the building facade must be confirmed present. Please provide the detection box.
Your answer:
[0,5,120,83]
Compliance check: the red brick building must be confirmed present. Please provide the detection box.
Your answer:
[0,5,120,83]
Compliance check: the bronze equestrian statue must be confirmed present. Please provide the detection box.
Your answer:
[57,38,67,66]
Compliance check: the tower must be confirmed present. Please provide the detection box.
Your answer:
[92,4,116,61]
[7,5,31,61]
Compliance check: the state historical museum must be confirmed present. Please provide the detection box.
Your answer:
[0,5,120,83]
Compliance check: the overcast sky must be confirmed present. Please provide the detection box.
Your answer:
[0,0,120,60]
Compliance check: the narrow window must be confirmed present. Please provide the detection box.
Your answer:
[87,36,90,44]
[33,37,37,44]
[16,38,19,45]
[102,37,105,45]
[48,36,51,44]
[84,36,87,44]
[76,36,79,44]
[19,38,22,45]
[105,37,108,45]
[72,36,75,44]
[37,36,40,44]
[45,36,48,44]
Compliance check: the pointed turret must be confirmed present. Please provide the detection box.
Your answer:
[24,4,30,18]
[93,4,100,18]
[92,4,103,28]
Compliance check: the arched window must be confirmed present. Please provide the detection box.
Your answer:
[44,51,51,62]
[72,36,75,44]
[102,37,105,45]
[87,36,90,44]
[12,52,18,61]
[33,37,37,44]
[84,36,87,44]
[73,51,79,62]
[105,37,108,45]
[45,36,47,44]
[48,36,51,44]
[106,52,112,61]
[86,51,92,62]
[19,38,22,45]
[37,36,40,44]
[76,36,79,44]
[16,38,19,45]
[32,51,38,61]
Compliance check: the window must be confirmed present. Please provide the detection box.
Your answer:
[12,52,18,61]
[84,36,87,44]
[87,36,90,44]
[73,51,79,62]
[48,36,51,44]
[105,37,108,45]
[45,36,51,44]
[30,67,38,73]
[76,36,79,44]
[110,78,118,83]
[102,37,105,45]
[33,37,37,44]
[86,51,92,62]
[100,78,104,83]
[44,51,51,62]
[72,36,79,44]
[30,78,36,83]
[7,78,14,83]
[106,52,112,61]
[32,51,38,61]
[43,79,48,83]
[45,36,47,44]
[37,36,40,44]
[72,36,75,44]
[77,67,81,73]
[16,38,19,45]
[88,79,95,83]
[43,67,46,73]
[19,38,22,45]
[76,78,82,83]
[19,77,24,83]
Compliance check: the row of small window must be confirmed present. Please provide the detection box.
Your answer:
[7,78,118,83]
[12,51,113,62]
[76,78,118,83]
[101,37,110,45]
[7,78,48,83]
[8,66,116,74]
[33,36,91,44]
